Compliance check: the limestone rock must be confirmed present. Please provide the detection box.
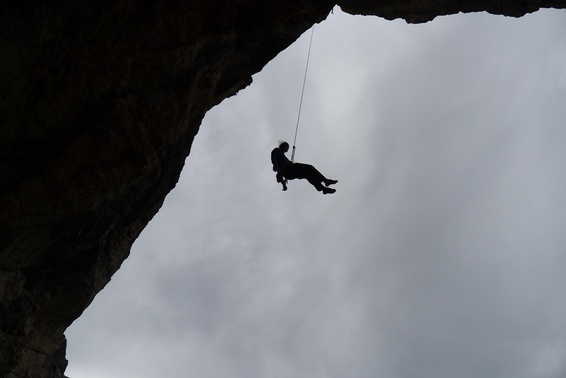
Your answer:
[1,0,564,376]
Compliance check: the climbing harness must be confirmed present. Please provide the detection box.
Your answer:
[291,26,315,163]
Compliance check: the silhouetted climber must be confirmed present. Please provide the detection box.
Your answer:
[271,141,337,194]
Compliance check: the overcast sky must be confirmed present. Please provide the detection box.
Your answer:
[66,7,566,378]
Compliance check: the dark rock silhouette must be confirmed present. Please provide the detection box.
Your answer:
[1,1,564,376]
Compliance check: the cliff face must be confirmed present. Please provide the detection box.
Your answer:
[0,1,563,377]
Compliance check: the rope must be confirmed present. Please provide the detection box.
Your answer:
[291,26,315,163]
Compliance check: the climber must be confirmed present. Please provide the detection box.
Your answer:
[271,141,338,194]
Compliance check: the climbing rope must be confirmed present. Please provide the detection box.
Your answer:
[291,26,315,163]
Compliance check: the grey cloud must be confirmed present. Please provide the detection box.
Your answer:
[66,9,566,378]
